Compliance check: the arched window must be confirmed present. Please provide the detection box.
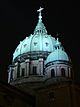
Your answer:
[51,69,55,77]
[61,68,65,77]
[33,66,37,75]
[21,68,25,76]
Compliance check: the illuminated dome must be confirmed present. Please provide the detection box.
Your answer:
[13,34,56,61]
[45,38,69,65]
[45,48,69,65]
[13,8,56,61]
[8,7,72,84]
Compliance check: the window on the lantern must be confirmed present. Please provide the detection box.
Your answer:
[34,42,37,46]
[24,44,27,48]
[45,42,48,46]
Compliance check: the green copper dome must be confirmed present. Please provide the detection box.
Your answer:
[13,7,56,61]
[45,48,69,65]
[45,37,69,65]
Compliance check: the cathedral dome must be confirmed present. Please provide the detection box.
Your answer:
[13,34,56,61]
[8,7,72,84]
[45,48,69,65]
[13,8,56,61]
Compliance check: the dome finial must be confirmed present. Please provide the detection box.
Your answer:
[56,32,59,40]
[34,7,47,35]
[37,6,44,22]
[55,32,61,49]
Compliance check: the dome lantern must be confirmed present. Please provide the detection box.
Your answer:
[34,7,47,35]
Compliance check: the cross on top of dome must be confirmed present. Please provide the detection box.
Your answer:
[37,7,44,22]
[34,7,47,35]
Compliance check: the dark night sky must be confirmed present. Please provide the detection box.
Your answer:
[0,0,80,82]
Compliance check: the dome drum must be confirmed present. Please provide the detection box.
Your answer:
[45,63,72,79]
[13,51,50,63]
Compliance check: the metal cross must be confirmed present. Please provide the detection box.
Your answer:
[37,7,44,20]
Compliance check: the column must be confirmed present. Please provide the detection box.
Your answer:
[39,58,43,75]
[8,67,11,83]
[69,67,71,78]
[25,59,30,77]
[14,62,18,79]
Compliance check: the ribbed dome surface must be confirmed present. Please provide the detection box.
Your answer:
[45,48,69,65]
[13,33,56,60]
[13,13,57,61]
